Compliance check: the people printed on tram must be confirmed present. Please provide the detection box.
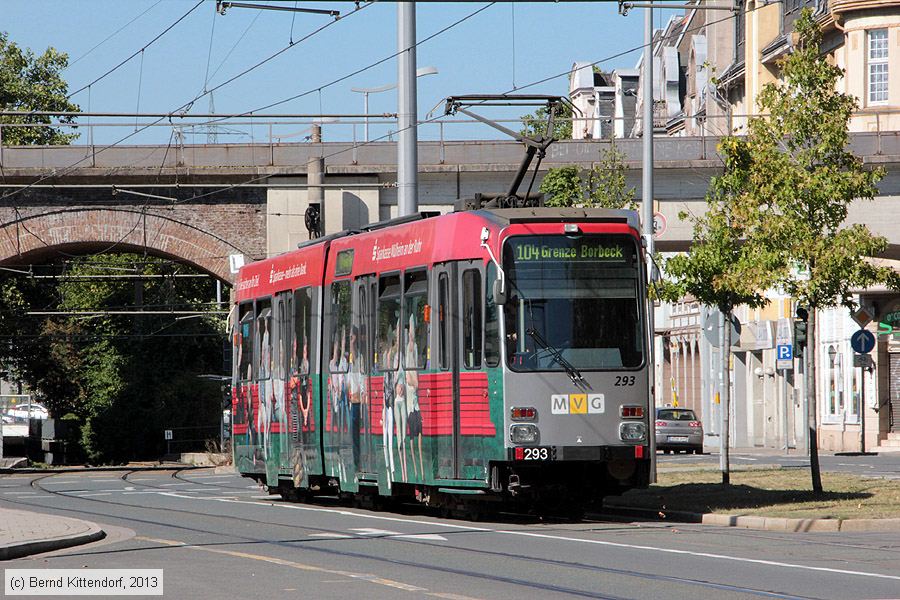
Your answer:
[297,336,311,430]
[258,318,272,461]
[348,325,365,469]
[329,328,347,435]
[272,326,287,455]
[405,314,424,480]
[288,336,310,487]
[393,321,409,482]
[381,327,397,486]
[233,328,254,465]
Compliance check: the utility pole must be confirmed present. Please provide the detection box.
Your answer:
[397,2,418,217]
[308,124,324,235]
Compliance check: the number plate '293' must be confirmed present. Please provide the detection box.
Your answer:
[514,447,557,461]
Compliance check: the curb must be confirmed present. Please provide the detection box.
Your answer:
[602,505,900,532]
[0,523,105,561]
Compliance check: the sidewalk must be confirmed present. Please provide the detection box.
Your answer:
[0,508,105,560]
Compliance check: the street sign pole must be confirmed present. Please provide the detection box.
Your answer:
[850,328,876,454]
[861,361,866,454]
[775,318,794,450]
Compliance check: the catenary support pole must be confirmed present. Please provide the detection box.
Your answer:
[642,6,657,481]
[308,124,324,235]
[397,2,418,216]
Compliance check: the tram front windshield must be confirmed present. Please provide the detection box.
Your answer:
[503,234,644,371]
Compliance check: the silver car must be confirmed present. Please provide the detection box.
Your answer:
[655,407,703,454]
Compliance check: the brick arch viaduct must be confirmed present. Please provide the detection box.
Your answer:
[0,207,256,282]
[1,136,898,278]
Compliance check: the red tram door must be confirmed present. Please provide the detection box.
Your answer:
[434,263,460,479]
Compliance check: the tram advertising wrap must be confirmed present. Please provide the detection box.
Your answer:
[231,208,651,516]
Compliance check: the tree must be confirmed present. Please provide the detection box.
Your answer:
[0,32,79,145]
[0,254,226,463]
[540,143,636,209]
[747,9,899,493]
[520,102,572,141]
[657,135,782,485]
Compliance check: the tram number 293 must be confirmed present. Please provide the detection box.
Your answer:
[516,447,557,461]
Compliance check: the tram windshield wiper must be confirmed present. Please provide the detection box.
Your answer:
[526,328,584,385]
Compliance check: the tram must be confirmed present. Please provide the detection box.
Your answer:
[231,206,652,512]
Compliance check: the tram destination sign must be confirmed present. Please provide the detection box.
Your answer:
[513,240,628,263]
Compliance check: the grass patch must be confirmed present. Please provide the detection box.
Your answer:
[607,468,900,520]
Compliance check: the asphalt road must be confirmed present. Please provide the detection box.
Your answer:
[2,467,900,600]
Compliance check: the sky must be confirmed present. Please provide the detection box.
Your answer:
[4,1,683,145]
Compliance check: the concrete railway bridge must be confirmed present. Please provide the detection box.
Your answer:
[1,134,899,283]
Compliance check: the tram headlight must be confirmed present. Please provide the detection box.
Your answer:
[619,421,646,442]
[510,424,540,444]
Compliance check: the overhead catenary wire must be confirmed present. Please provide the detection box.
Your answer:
[0,2,373,209]
[185,0,761,199]
[67,0,205,99]
[1,0,767,259]
[66,0,165,70]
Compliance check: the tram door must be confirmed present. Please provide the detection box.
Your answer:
[274,291,293,470]
[354,276,377,477]
[434,263,459,479]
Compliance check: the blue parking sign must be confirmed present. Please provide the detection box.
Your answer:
[777,344,793,361]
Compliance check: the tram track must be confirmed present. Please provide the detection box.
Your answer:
[0,471,840,599]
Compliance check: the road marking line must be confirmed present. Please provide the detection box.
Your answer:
[350,528,402,536]
[134,536,427,592]
[398,534,448,541]
[309,533,353,539]
[122,490,199,495]
[160,493,490,532]
[69,492,112,497]
[161,492,900,582]
[494,530,900,582]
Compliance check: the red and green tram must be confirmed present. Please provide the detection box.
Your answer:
[232,207,652,511]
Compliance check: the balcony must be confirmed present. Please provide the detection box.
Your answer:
[829,0,900,17]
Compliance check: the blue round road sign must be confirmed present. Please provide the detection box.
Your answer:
[851,329,876,354]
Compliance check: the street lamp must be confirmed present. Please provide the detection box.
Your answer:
[351,66,438,142]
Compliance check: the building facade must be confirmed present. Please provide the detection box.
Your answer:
[639,0,900,452]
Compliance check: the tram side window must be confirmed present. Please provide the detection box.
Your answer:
[403,270,429,369]
[484,263,500,368]
[438,273,449,371]
[329,281,351,373]
[377,274,401,372]
[256,300,272,380]
[293,288,312,376]
[462,269,482,369]
[238,303,254,381]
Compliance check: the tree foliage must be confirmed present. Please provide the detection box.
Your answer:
[0,31,79,145]
[750,11,897,309]
[658,135,780,313]
[747,9,899,493]
[0,254,227,463]
[540,144,637,209]
[661,9,898,492]
[520,102,573,140]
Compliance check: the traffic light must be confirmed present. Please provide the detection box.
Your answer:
[793,306,809,357]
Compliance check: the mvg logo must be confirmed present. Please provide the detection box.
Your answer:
[551,394,604,415]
